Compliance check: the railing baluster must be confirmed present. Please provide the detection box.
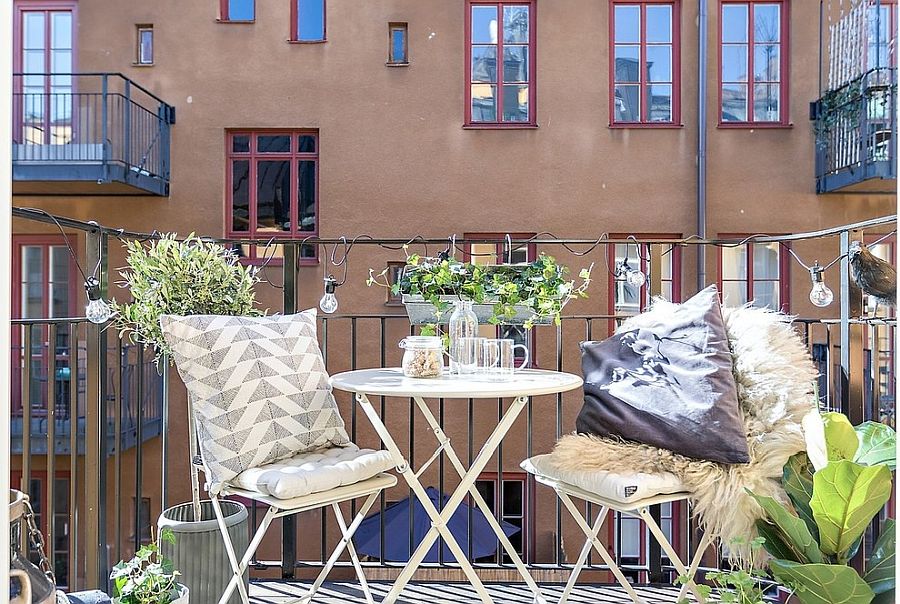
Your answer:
[115,338,124,566]
[47,323,57,584]
[134,345,144,554]
[69,323,79,591]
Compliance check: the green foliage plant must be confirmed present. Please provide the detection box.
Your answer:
[111,234,263,364]
[110,528,183,604]
[751,412,896,604]
[678,537,770,604]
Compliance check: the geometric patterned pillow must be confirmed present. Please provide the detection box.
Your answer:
[159,309,350,491]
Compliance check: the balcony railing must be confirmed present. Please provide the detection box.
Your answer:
[814,68,897,193]
[12,73,174,196]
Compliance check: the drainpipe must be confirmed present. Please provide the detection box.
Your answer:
[697,0,708,291]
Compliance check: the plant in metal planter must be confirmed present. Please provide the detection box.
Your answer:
[110,528,188,604]
[750,412,895,604]
[110,233,263,364]
[368,251,592,333]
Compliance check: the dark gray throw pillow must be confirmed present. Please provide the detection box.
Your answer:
[576,285,749,464]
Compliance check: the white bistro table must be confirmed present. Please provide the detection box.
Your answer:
[330,368,583,604]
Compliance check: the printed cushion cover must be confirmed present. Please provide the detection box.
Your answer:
[160,310,350,489]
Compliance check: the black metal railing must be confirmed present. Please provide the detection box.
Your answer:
[12,73,174,195]
[814,67,897,193]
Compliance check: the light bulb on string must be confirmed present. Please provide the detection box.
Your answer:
[808,263,834,308]
[618,258,647,288]
[84,277,112,324]
[319,276,339,314]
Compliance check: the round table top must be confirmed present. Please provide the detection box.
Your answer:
[330,368,583,399]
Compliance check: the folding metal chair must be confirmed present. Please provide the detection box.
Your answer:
[531,473,712,604]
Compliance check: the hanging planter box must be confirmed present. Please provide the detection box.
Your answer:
[401,294,552,325]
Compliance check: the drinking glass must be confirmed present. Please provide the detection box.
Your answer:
[482,338,530,380]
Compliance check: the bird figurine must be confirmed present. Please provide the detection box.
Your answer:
[848,240,896,312]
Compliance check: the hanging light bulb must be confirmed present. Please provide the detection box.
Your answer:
[84,277,112,324]
[808,263,834,308]
[319,276,339,314]
[618,258,647,288]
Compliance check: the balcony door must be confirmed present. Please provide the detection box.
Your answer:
[14,1,76,145]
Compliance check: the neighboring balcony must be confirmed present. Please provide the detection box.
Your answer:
[814,67,897,194]
[12,73,175,197]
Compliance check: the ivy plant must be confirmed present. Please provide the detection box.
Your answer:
[111,234,264,364]
[678,537,770,604]
[110,528,183,604]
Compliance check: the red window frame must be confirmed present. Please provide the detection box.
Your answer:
[605,500,683,581]
[225,130,319,265]
[464,0,538,128]
[716,235,791,312]
[218,0,255,22]
[474,471,535,562]
[718,0,790,127]
[609,0,682,127]
[11,471,72,588]
[290,0,326,43]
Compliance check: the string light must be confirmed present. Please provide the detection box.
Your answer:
[319,276,339,314]
[808,263,835,308]
[85,277,113,323]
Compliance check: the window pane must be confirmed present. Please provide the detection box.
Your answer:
[475,481,496,511]
[646,5,672,43]
[51,12,72,49]
[24,49,44,73]
[502,481,523,516]
[754,4,780,42]
[752,280,779,309]
[615,5,640,43]
[298,160,316,232]
[503,45,528,82]
[753,83,780,121]
[22,247,44,319]
[472,46,497,82]
[50,246,70,319]
[722,4,748,43]
[649,84,672,121]
[257,135,291,152]
[646,46,672,82]
[228,0,255,20]
[752,243,780,278]
[721,84,748,121]
[256,160,291,232]
[754,44,780,81]
[297,134,316,152]
[471,84,497,121]
[232,135,250,152]
[723,280,747,306]
[297,0,325,41]
[139,30,153,64]
[502,84,529,121]
[615,45,641,82]
[721,246,747,279]
[722,44,748,81]
[472,5,498,44]
[503,6,529,43]
[614,84,640,121]
[51,283,69,318]
[619,518,641,558]
[231,160,250,232]
[390,27,406,62]
[24,13,45,49]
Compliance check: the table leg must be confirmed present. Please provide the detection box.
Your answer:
[412,396,547,603]
[354,393,494,604]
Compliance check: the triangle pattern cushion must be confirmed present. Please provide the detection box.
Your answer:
[161,309,350,490]
[575,285,749,464]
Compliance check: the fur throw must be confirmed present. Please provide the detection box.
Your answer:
[551,302,818,563]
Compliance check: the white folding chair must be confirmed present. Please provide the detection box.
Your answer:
[186,402,397,604]
[528,471,711,604]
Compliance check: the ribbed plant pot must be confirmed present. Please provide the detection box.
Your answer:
[158,501,248,604]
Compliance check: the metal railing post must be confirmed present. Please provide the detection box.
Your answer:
[123,78,132,170]
[647,244,665,583]
[100,74,109,183]
[281,242,299,578]
[84,227,110,588]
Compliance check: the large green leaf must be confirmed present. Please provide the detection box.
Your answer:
[749,492,823,563]
[756,519,802,561]
[810,460,892,558]
[854,422,897,470]
[784,453,819,541]
[769,560,874,604]
[822,412,859,462]
[863,519,895,595]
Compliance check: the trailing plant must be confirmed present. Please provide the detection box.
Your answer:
[110,528,183,604]
[111,233,263,363]
[750,412,895,604]
[677,537,770,604]
[367,248,592,335]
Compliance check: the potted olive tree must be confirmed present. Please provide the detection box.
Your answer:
[111,234,260,604]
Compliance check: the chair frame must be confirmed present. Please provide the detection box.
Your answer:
[534,474,712,604]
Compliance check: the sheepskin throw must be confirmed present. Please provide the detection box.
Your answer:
[551,301,818,562]
[577,286,749,464]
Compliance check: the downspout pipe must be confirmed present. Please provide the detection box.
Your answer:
[697,0,708,291]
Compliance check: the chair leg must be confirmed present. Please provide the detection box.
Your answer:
[638,507,706,604]
[559,502,611,604]
[557,491,645,604]
[212,496,276,604]
[677,530,714,603]
[334,498,378,604]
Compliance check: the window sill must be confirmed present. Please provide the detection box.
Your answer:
[463,123,539,130]
[216,18,256,24]
[131,62,154,67]
[385,301,405,307]
[386,61,410,67]
[717,122,794,130]
[608,122,684,129]
[287,39,327,44]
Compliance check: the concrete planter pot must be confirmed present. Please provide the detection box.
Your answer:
[170,584,190,604]
[158,501,248,604]
[401,295,552,325]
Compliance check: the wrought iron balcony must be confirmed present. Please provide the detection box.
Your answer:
[12,73,174,196]
[814,68,897,194]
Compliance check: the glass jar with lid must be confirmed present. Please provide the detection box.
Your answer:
[399,336,444,378]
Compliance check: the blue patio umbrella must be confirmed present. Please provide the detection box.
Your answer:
[352,486,520,563]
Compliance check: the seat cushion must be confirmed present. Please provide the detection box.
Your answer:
[521,454,684,504]
[230,444,395,500]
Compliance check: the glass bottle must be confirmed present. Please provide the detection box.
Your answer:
[448,299,478,374]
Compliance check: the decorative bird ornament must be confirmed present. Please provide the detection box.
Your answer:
[848,240,896,311]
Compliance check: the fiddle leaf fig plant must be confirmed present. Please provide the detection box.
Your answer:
[111,233,264,364]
